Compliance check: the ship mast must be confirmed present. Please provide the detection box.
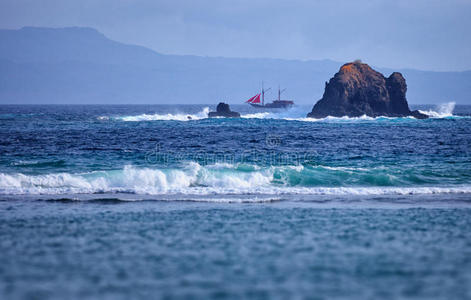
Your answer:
[262,81,271,106]
[262,82,265,106]
[278,85,286,101]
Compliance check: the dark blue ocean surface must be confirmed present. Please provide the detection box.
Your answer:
[1,104,471,299]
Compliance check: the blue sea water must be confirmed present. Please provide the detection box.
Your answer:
[1,103,471,299]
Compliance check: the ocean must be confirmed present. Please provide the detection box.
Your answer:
[1,103,471,299]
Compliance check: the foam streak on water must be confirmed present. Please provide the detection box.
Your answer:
[106,102,461,122]
[117,107,210,121]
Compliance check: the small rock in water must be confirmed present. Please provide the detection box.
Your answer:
[208,102,241,118]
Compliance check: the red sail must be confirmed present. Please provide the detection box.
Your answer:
[245,95,257,103]
[251,94,261,104]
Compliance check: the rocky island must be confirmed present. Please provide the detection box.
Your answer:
[307,61,428,119]
[208,102,241,118]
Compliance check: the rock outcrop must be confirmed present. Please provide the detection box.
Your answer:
[307,61,428,119]
[208,102,241,118]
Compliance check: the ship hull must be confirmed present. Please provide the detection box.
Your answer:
[249,102,294,109]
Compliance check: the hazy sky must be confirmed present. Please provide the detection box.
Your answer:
[1,0,470,71]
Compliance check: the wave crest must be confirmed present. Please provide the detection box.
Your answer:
[98,102,465,123]
[102,107,210,122]
[1,163,470,196]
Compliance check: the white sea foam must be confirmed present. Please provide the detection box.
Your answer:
[0,163,272,195]
[109,107,210,122]
[241,112,273,119]
[286,115,380,122]
[99,102,463,123]
[419,102,456,118]
[241,106,308,120]
[1,164,471,197]
[240,102,461,121]
[241,112,416,122]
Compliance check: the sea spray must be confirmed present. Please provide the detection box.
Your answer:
[105,104,460,122]
[114,107,210,121]
[2,163,471,196]
[419,102,456,118]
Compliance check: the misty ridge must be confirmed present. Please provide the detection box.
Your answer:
[0,26,470,105]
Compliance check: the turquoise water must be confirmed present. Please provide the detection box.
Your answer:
[0,104,471,299]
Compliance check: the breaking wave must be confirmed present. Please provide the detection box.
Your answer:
[1,163,470,197]
[104,107,210,121]
[242,103,461,121]
[98,102,463,122]
[419,102,455,118]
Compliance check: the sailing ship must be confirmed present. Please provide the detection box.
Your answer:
[245,84,294,109]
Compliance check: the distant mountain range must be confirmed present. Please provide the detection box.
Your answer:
[0,27,469,104]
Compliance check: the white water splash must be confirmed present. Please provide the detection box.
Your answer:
[2,163,471,197]
[106,107,210,122]
[419,102,455,118]
[241,106,307,120]
[0,163,271,195]
[241,103,460,121]
[100,102,461,123]
[242,113,411,122]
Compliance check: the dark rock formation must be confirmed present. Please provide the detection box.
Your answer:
[208,102,241,118]
[307,62,428,119]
